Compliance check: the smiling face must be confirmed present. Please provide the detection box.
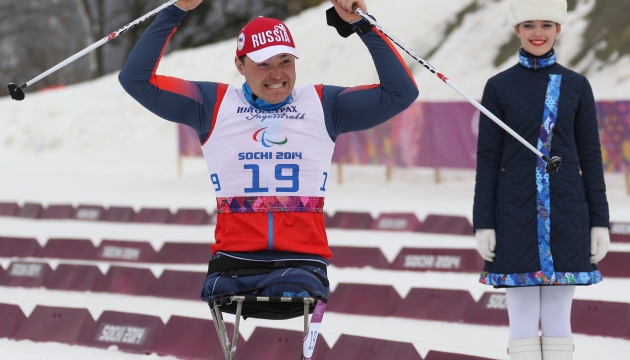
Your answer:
[235,54,296,104]
[515,20,562,56]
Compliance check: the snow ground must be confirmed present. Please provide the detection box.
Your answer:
[1,0,630,358]
[1,167,629,360]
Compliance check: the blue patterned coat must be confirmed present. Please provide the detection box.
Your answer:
[473,49,609,287]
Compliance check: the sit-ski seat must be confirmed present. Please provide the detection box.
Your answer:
[201,251,329,360]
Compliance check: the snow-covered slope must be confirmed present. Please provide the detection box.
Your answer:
[413,0,630,100]
[0,0,628,181]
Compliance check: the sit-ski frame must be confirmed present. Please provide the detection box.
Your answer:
[210,295,322,360]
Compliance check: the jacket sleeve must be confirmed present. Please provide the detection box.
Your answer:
[118,5,215,138]
[321,28,419,141]
[574,77,610,228]
[473,78,505,230]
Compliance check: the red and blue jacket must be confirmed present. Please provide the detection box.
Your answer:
[119,5,419,259]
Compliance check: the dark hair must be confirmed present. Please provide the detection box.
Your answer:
[238,55,247,64]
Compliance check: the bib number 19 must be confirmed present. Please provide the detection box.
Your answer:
[212,165,328,194]
[244,164,299,193]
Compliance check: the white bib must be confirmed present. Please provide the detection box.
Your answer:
[201,84,334,212]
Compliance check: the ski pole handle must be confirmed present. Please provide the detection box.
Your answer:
[354,8,562,174]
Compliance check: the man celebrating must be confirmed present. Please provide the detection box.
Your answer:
[119,0,418,299]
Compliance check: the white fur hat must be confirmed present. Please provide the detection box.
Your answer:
[509,0,567,27]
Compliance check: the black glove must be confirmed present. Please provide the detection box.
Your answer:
[326,6,354,38]
[326,7,376,38]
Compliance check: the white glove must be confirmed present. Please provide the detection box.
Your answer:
[476,229,496,262]
[590,227,610,264]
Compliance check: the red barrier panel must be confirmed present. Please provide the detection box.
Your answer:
[180,100,630,174]
[327,283,402,316]
[368,213,422,232]
[100,206,136,222]
[13,306,95,344]
[323,334,422,360]
[80,311,163,353]
[147,270,206,301]
[328,211,373,229]
[96,240,157,263]
[96,266,157,295]
[148,315,243,360]
[0,236,42,257]
[323,212,333,227]
[394,288,476,323]
[0,303,26,338]
[329,246,390,269]
[0,262,52,288]
[40,205,76,220]
[74,205,106,221]
[571,300,630,338]
[16,203,43,219]
[238,327,330,360]
[597,252,630,278]
[610,222,630,243]
[425,351,494,360]
[0,202,19,217]
[37,238,97,260]
[132,208,173,224]
[390,248,483,273]
[172,209,212,225]
[154,242,212,264]
[463,292,509,326]
[44,264,104,291]
[417,214,473,236]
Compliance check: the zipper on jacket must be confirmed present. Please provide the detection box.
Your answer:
[533,58,538,70]
[268,212,273,250]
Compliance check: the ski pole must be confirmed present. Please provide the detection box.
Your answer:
[7,0,179,102]
[354,8,562,174]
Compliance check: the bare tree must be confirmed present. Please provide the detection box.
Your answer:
[0,0,88,92]
[75,0,106,78]
[0,0,326,97]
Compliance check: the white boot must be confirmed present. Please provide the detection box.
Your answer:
[541,337,574,360]
[507,337,542,360]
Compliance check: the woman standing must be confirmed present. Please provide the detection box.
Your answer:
[473,0,610,359]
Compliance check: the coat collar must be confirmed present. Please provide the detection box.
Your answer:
[518,48,556,70]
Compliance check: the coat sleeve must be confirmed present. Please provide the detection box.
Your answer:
[574,77,610,228]
[118,5,215,139]
[473,78,505,230]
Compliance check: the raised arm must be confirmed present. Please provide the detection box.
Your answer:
[321,16,419,141]
[118,3,215,140]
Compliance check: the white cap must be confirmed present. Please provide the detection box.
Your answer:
[509,0,567,27]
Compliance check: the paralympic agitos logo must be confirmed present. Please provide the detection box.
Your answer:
[253,127,288,147]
